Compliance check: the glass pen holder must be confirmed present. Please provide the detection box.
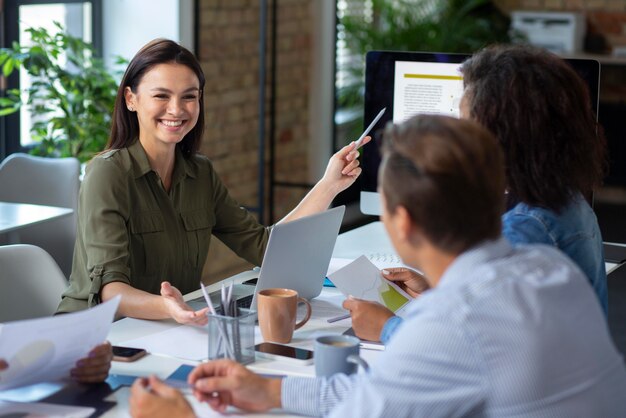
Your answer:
[207,308,256,365]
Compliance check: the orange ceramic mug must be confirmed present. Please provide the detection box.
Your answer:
[257,288,312,343]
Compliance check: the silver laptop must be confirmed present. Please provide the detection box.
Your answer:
[189,206,345,312]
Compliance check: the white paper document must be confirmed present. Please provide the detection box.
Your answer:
[328,256,412,312]
[393,60,464,122]
[119,325,208,362]
[327,254,410,277]
[0,296,120,391]
[0,400,95,418]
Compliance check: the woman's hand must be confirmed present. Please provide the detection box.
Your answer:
[320,137,371,195]
[277,136,372,224]
[161,281,209,325]
[130,376,195,418]
[70,341,113,383]
[381,268,430,298]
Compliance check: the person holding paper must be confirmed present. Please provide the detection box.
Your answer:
[56,38,368,324]
[0,342,112,383]
[348,44,610,342]
[128,114,626,417]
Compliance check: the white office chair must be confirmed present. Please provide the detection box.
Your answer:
[0,153,80,279]
[0,244,68,321]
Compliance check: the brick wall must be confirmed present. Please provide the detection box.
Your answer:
[197,0,313,283]
[495,0,626,52]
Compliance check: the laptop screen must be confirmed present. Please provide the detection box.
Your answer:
[360,50,600,214]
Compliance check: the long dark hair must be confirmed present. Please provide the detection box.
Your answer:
[381,115,505,254]
[461,44,607,211]
[107,38,205,157]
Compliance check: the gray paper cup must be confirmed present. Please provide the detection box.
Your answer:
[314,335,369,378]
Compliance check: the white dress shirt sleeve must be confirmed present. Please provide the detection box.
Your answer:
[282,373,361,417]
[282,313,485,417]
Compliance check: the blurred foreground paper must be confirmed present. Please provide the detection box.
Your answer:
[0,296,120,391]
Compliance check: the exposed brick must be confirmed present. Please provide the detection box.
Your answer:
[544,0,564,9]
[197,0,312,279]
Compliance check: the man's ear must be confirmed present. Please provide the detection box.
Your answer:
[395,205,424,247]
[394,206,412,242]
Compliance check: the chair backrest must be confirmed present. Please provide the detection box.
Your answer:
[0,244,68,321]
[0,153,80,210]
[0,153,80,278]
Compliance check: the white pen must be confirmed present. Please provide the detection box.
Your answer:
[199,281,216,315]
[327,313,351,323]
[227,281,234,308]
[354,107,386,149]
[200,282,235,358]
[220,283,226,314]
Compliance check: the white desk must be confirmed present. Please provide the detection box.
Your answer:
[104,268,378,417]
[0,201,73,243]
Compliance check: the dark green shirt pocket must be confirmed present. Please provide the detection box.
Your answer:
[181,209,215,268]
[130,210,166,279]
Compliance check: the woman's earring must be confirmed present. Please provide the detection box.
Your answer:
[128,106,135,112]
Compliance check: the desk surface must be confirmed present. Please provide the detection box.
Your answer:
[0,201,73,235]
[105,279,372,417]
[97,222,395,416]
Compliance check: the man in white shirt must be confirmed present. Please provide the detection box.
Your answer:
[129,115,626,417]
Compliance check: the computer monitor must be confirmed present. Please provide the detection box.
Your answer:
[360,50,600,215]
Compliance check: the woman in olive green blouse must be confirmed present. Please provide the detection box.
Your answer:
[57,39,368,324]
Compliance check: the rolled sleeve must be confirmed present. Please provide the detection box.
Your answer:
[380,315,403,345]
[58,155,132,312]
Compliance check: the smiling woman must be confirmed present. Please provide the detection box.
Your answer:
[56,39,368,323]
[124,62,201,191]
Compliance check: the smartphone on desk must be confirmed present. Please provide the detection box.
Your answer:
[254,342,314,365]
[112,346,147,362]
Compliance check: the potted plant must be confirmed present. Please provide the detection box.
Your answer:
[0,22,124,162]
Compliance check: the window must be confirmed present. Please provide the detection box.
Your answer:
[334,0,372,151]
[0,0,101,158]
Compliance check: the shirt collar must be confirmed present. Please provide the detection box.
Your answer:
[127,140,196,181]
[437,237,513,289]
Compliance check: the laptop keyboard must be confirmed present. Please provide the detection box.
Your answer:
[214,294,253,315]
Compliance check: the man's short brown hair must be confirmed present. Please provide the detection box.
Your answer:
[380,114,505,254]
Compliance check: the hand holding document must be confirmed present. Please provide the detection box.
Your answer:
[0,296,120,391]
[328,256,412,313]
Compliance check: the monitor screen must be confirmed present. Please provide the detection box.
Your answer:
[360,50,600,215]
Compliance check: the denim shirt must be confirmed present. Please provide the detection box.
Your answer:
[502,194,607,315]
[380,194,608,344]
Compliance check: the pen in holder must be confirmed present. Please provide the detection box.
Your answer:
[207,308,256,365]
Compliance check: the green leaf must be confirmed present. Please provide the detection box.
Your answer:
[0,22,126,162]
[0,105,20,116]
[2,57,15,76]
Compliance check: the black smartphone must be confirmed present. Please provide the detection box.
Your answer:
[254,342,314,365]
[112,346,147,362]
